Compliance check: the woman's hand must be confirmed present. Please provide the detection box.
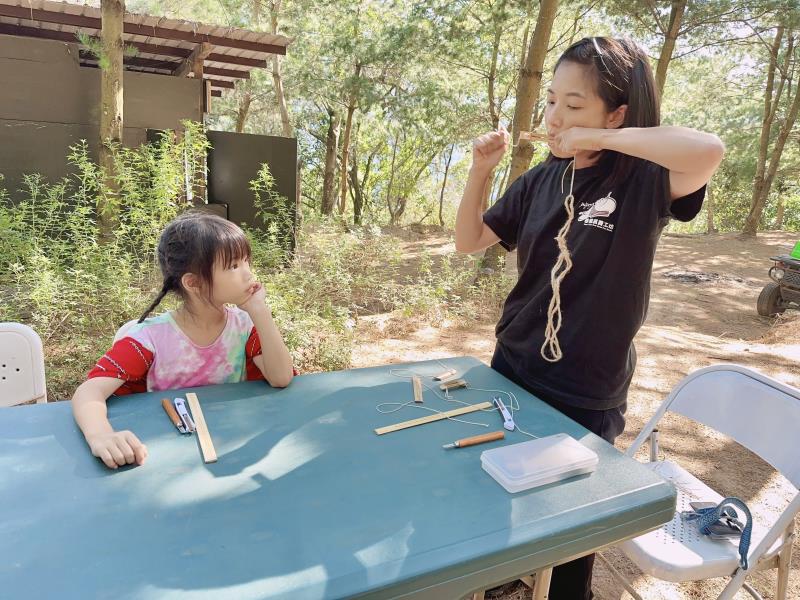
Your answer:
[550,127,604,155]
[238,281,269,316]
[87,430,148,469]
[471,127,510,173]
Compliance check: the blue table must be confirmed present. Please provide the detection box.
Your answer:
[0,356,675,599]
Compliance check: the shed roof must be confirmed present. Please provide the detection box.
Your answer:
[0,0,290,96]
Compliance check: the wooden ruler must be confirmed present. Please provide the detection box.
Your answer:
[186,392,218,463]
[375,401,493,435]
[412,376,423,403]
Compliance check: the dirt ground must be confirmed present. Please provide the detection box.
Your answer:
[351,230,800,600]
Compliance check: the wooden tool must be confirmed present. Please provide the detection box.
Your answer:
[440,378,467,391]
[375,401,493,435]
[161,398,184,432]
[186,392,217,463]
[433,369,457,381]
[412,375,423,403]
[442,430,505,449]
[518,130,550,142]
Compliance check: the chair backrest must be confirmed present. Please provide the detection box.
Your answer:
[0,322,47,406]
[628,364,800,489]
[113,319,139,344]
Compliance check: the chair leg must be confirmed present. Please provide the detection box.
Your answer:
[776,521,795,600]
[532,567,552,600]
[595,552,644,600]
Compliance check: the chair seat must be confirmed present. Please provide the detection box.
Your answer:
[619,461,782,582]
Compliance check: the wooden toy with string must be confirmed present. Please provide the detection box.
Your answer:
[508,128,576,363]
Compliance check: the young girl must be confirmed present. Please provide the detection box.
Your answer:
[72,211,294,470]
[455,37,724,599]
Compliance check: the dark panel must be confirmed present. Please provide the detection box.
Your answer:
[0,120,143,204]
[206,131,297,241]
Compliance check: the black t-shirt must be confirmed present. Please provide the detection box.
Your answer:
[483,157,705,410]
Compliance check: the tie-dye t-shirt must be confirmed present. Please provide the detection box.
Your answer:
[88,307,264,395]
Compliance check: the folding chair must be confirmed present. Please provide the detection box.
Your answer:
[606,364,800,600]
[0,322,47,406]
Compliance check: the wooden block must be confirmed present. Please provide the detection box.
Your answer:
[412,375,423,403]
[375,401,493,435]
[439,378,467,391]
[433,369,457,381]
[186,392,218,463]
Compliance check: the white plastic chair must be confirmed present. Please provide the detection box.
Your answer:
[0,322,47,406]
[607,364,800,600]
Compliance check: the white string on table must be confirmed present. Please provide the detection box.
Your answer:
[380,366,538,438]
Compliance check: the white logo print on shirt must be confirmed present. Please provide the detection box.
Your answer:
[578,192,617,232]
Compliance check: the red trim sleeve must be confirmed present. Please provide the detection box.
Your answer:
[245,327,264,381]
[87,337,152,396]
[245,327,298,380]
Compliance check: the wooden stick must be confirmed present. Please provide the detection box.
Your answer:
[518,130,549,142]
[375,401,493,435]
[433,369,457,381]
[412,375,423,403]
[440,378,467,391]
[186,392,218,463]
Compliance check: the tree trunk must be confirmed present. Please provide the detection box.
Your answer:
[438,144,454,227]
[655,0,687,98]
[706,183,716,233]
[269,1,293,137]
[348,123,367,225]
[774,188,785,230]
[742,29,795,238]
[508,0,558,187]
[98,0,125,241]
[338,70,359,215]
[386,132,399,225]
[322,108,340,215]
[235,92,252,133]
[484,0,558,274]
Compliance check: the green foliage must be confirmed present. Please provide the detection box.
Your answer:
[75,32,138,71]
[246,163,295,269]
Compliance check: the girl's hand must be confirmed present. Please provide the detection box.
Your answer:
[471,127,510,173]
[87,430,148,469]
[551,127,604,155]
[238,281,268,315]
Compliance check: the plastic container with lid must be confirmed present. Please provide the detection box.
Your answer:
[481,433,599,493]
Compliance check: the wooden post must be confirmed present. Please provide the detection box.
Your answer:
[175,42,213,78]
[98,0,125,242]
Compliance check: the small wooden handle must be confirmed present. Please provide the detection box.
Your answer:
[457,431,505,448]
[518,130,549,142]
[412,376,423,403]
[161,398,182,428]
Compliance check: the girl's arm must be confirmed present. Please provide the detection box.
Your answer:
[555,126,725,199]
[240,283,294,388]
[72,376,148,469]
[250,308,294,388]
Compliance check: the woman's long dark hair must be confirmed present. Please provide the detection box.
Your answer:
[552,37,660,189]
[138,211,252,322]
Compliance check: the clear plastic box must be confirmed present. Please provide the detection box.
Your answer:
[481,433,599,493]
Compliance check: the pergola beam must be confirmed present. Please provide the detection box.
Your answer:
[0,4,286,54]
[174,41,212,78]
[0,23,269,67]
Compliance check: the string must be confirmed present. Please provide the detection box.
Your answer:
[379,366,538,438]
[541,159,577,363]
